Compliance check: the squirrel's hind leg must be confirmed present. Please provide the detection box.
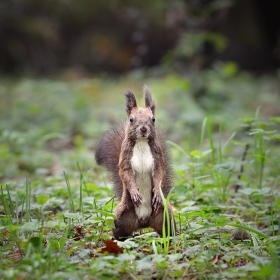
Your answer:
[113,204,139,241]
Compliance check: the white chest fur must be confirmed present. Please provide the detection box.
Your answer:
[131,140,154,220]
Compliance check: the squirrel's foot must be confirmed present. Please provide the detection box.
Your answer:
[152,190,162,212]
[130,188,142,207]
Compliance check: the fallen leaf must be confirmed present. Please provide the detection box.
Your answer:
[212,254,220,264]
[99,240,124,255]
[75,226,83,235]
[2,229,10,236]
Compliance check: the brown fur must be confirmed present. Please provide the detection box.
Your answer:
[95,86,176,240]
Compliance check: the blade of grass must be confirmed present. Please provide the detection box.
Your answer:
[178,212,182,235]
[222,132,236,152]
[207,118,216,165]
[229,223,268,239]
[6,184,14,218]
[64,171,75,213]
[218,123,223,164]
[160,183,170,255]
[1,185,12,225]
[160,184,176,255]
[253,107,265,190]
[26,174,31,223]
[78,165,94,196]
[167,140,189,156]
[79,173,83,214]
[200,117,208,149]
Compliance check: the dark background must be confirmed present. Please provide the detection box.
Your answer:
[0,0,280,76]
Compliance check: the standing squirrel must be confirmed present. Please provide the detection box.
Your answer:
[95,85,176,240]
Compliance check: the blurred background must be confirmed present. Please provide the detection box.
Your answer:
[1,0,280,178]
[1,0,280,76]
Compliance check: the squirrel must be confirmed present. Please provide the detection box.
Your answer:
[95,85,176,240]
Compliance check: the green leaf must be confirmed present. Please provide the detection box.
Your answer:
[44,220,66,228]
[224,62,238,77]
[136,256,153,270]
[116,253,135,262]
[28,236,43,249]
[212,162,234,171]
[94,209,116,218]
[238,188,256,195]
[190,150,201,157]
[63,213,83,219]
[270,116,280,123]
[20,221,40,232]
[105,217,115,227]
[167,253,183,261]
[249,129,264,135]
[118,240,138,249]
[264,130,277,135]
[254,187,272,195]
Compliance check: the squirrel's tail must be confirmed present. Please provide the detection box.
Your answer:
[95,122,125,199]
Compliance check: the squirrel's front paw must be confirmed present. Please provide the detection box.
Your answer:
[130,188,142,207]
[152,191,163,212]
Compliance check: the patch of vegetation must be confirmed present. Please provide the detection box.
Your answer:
[0,72,279,279]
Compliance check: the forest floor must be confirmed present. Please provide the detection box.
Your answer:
[0,67,280,279]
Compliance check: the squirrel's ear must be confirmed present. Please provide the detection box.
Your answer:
[125,90,137,116]
[143,85,156,114]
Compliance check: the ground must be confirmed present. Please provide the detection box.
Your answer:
[0,70,280,279]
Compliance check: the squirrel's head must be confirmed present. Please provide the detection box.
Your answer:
[125,85,156,141]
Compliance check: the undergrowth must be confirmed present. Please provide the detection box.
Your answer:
[0,76,279,280]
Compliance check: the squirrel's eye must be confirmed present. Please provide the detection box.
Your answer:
[129,116,134,123]
[152,117,155,123]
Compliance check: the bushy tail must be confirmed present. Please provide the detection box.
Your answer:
[95,122,125,199]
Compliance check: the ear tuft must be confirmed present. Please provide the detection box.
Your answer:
[143,85,156,114]
[125,90,137,116]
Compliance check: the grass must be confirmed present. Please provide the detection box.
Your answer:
[0,71,280,279]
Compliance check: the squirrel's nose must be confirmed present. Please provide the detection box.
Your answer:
[140,126,147,133]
